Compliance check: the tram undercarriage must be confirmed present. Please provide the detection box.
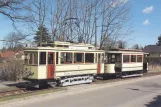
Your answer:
[120,70,143,78]
[24,74,94,88]
[95,70,144,80]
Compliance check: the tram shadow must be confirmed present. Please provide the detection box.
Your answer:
[4,81,27,88]
[4,81,52,90]
[145,95,161,107]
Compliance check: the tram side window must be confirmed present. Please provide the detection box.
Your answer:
[61,52,72,64]
[131,55,136,62]
[85,53,94,63]
[56,52,58,64]
[123,55,129,63]
[74,53,84,63]
[137,55,142,62]
[24,52,38,65]
[39,52,46,64]
[102,53,104,63]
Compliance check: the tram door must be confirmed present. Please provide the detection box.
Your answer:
[48,52,55,79]
[97,54,101,74]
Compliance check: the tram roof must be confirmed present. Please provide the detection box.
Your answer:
[105,49,147,54]
[105,51,146,54]
[24,46,104,52]
[24,41,104,52]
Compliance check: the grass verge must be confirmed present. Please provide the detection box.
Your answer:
[0,87,66,102]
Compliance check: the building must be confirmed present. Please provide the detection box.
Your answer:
[0,51,24,62]
[143,45,161,57]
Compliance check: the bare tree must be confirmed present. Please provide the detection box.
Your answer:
[24,0,49,45]
[118,40,127,49]
[0,0,34,47]
[0,0,28,24]
[99,0,131,49]
[25,0,131,48]
[4,32,25,51]
[132,44,140,49]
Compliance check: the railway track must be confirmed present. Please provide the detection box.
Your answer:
[0,88,27,97]
[0,72,161,98]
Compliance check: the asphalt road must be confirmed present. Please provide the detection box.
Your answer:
[3,76,161,107]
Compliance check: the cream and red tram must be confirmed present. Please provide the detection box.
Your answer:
[23,41,104,88]
[104,49,147,78]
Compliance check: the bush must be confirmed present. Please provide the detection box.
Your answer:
[0,59,23,81]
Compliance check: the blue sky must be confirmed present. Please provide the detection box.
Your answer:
[129,0,161,47]
[0,0,161,48]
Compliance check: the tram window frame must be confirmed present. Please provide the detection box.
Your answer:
[137,55,142,62]
[61,52,73,64]
[131,55,136,62]
[74,53,84,63]
[123,55,130,63]
[39,52,46,64]
[85,53,94,63]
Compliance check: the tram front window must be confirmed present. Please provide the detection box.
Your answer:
[105,54,121,64]
[24,52,38,65]
[24,52,29,64]
[29,53,33,64]
[137,55,142,62]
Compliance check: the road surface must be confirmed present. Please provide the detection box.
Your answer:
[2,76,161,107]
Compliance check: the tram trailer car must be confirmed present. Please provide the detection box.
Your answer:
[104,49,148,78]
[23,41,104,88]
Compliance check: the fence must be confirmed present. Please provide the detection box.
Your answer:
[146,57,161,72]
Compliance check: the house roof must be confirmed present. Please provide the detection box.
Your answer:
[143,45,161,53]
[1,51,15,59]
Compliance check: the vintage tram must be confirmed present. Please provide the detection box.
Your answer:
[23,41,104,88]
[23,41,148,88]
[104,49,148,78]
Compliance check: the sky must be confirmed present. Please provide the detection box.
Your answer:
[0,0,161,48]
[129,0,161,47]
